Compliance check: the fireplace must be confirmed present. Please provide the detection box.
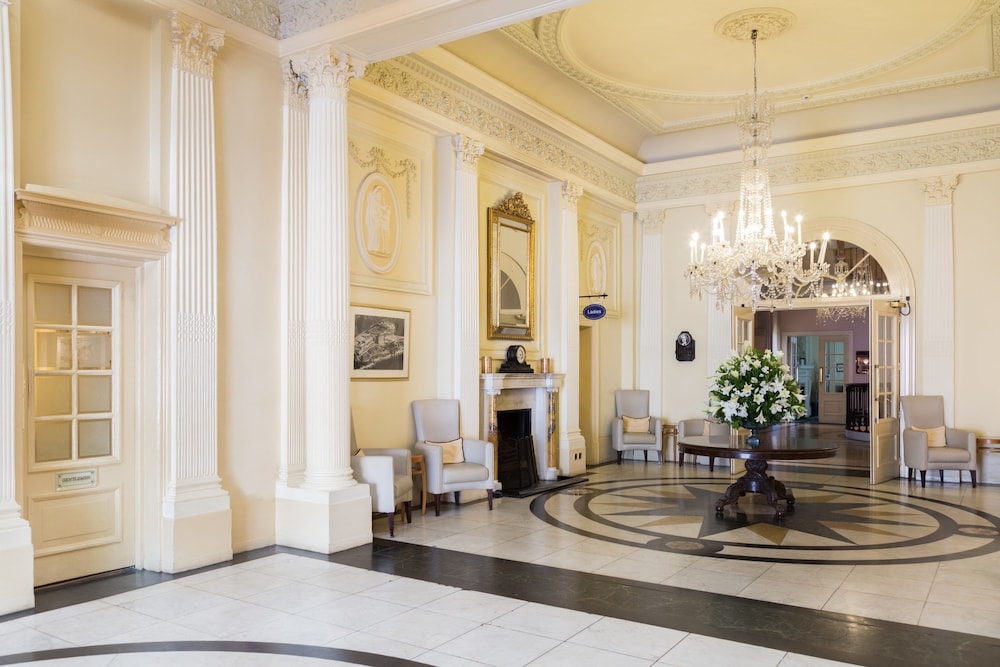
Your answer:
[497,409,538,491]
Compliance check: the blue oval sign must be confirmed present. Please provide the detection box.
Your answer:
[582,304,607,320]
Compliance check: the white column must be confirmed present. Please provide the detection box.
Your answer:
[920,175,958,423]
[161,11,232,574]
[637,211,664,417]
[0,0,34,615]
[275,48,371,554]
[451,135,484,436]
[278,64,309,488]
[549,181,586,475]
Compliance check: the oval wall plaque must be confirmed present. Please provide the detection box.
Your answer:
[582,304,607,320]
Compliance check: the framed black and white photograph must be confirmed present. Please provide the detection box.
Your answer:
[350,305,409,379]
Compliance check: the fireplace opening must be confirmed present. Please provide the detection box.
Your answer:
[497,408,538,492]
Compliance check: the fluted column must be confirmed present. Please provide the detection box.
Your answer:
[278,64,309,488]
[299,49,362,490]
[920,175,958,422]
[637,211,664,417]
[161,12,232,573]
[451,135,484,436]
[0,0,34,615]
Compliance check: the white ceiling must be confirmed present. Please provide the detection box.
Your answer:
[434,0,1000,163]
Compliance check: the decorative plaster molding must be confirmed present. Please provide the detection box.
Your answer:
[638,209,665,232]
[452,134,485,173]
[297,48,363,99]
[283,61,308,108]
[921,174,960,205]
[189,0,280,38]
[495,192,534,221]
[171,11,225,77]
[362,56,636,202]
[278,0,393,40]
[15,189,176,255]
[638,124,1000,203]
[348,139,416,214]
[715,9,796,41]
[561,182,583,210]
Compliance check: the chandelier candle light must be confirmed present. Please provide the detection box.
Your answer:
[685,28,829,311]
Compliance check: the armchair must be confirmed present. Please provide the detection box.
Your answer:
[900,395,977,488]
[611,390,662,464]
[677,418,730,470]
[350,448,413,537]
[412,399,494,516]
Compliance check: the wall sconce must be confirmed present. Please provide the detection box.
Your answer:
[890,296,911,316]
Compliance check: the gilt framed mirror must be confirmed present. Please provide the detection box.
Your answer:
[487,192,535,340]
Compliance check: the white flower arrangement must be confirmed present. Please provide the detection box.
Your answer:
[707,344,807,430]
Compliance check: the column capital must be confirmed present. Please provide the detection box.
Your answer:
[171,11,225,77]
[297,48,364,100]
[452,135,484,172]
[921,174,959,206]
[561,182,583,210]
[638,209,665,232]
[283,61,308,109]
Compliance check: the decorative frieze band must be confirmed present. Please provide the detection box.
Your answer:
[363,55,636,202]
[171,11,225,77]
[638,125,1000,203]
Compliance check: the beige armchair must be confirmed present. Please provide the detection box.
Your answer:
[611,390,663,464]
[412,399,494,516]
[901,395,977,488]
[677,418,730,470]
[350,446,413,537]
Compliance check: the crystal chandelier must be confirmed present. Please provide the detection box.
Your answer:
[815,254,887,324]
[684,29,828,311]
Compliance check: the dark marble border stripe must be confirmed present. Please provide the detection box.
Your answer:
[0,641,429,666]
[325,540,1000,667]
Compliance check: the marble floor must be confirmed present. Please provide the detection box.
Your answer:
[3,427,1000,666]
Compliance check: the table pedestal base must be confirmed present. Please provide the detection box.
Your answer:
[715,459,795,519]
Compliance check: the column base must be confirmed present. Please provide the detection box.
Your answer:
[560,431,587,476]
[161,490,233,574]
[275,483,372,554]
[0,523,35,614]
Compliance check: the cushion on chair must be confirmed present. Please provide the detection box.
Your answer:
[926,447,973,464]
[623,416,650,433]
[427,438,465,463]
[393,474,414,498]
[622,432,657,445]
[912,425,946,447]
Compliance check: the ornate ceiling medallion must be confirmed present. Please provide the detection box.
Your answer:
[715,8,796,42]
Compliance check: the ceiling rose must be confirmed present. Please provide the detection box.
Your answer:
[715,8,796,41]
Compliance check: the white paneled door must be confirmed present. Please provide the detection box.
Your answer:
[23,256,136,586]
[818,335,848,425]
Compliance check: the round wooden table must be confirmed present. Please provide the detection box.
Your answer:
[678,433,838,518]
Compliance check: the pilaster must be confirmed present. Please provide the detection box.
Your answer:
[637,210,664,438]
[276,47,371,554]
[0,0,34,614]
[920,174,958,423]
[451,135,484,436]
[162,11,232,573]
[549,181,586,475]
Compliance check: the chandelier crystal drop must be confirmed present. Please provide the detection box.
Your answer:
[684,29,829,311]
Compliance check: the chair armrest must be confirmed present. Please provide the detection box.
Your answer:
[611,417,624,447]
[460,438,495,478]
[350,455,394,512]
[945,428,977,455]
[415,441,444,493]
[650,416,663,439]
[902,428,929,467]
[377,448,412,477]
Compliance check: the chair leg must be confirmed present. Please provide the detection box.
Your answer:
[616,451,623,464]
[434,494,441,516]
[939,470,945,484]
[487,489,494,510]
[709,457,715,472]
[387,511,395,537]
[644,451,648,462]
[920,470,926,487]
[971,470,978,488]
[454,491,460,506]
[404,501,412,524]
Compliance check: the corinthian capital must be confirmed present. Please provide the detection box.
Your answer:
[452,135,484,172]
[921,174,959,206]
[297,48,364,100]
[282,61,308,109]
[638,209,665,232]
[561,182,583,210]
[171,11,225,77]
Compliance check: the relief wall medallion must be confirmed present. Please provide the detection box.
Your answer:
[354,172,401,274]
